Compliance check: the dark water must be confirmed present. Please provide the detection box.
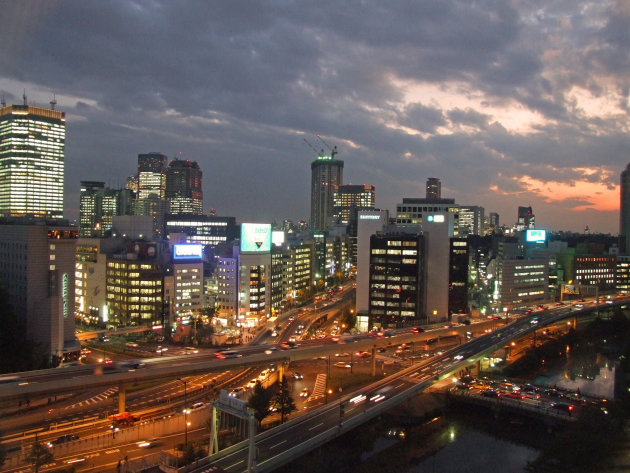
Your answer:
[406,424,538,473]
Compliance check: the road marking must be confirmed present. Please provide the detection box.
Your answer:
[227,460,244,469]
[270,440,287,449]
[393,383,404,389]
[105,449,120,454]
[309,422,324,431]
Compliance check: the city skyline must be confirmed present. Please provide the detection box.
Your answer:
[1,1,628,234]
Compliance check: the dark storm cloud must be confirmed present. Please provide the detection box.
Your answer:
[0,0,626,233]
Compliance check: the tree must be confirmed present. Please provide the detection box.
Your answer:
[273,377,296,423]
[26,437,53,473]
[248,381,273,428]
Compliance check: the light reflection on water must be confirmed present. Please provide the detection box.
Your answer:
[407,426,538,473]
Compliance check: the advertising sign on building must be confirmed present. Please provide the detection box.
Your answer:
[173,244,204,260]
[240,223,272,253]
[526,229,547,243]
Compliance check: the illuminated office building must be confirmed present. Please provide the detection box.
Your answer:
[426,177,441,201]
[137,152,167,200]
[333,184,375,264]
[310,149,344,231]
[0,103,65,219]
[165,159,203,215]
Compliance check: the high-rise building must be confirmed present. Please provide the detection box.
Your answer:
[333,184,375,265]
[0,103,65,219]
[165,159,203,215]
[137,152,167,200]
[79,181,105,237]
[620,163,630,254]
[368,230,426,328]
[79,181,133,237]
[396,197,460,236]
[426,177,441,201]
[0,222,79,363]
[459,205,485,236]
[310,149,343,231]
[516,206,535,230]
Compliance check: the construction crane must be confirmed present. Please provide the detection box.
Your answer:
[303,138,324,157]
[316,134,337,158]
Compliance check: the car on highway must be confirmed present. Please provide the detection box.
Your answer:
[291,372,303,379]
[214,350,242,359]
[245,379,258,389]
[280,341,298,350]
[137,438,161,448]
[356,351,371,358]
[550,402,574,413]
[481,389,501,398]
[300,388,310,397]
[410,327,424,333]
[190,402,205,410]
[334,362,351,369]
[502,391,523,400]
[229,387,244,397]
[47,434,79,448]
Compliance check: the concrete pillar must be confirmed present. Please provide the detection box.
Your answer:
[371,347,377,376]
[209,405,219,455]
[278,362,285,383]
[476,360,481,377]
[118,382,126,413]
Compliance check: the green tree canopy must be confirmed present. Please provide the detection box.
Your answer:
[26,438,53,473]
[248,380,273,428]
[273,377,297,423]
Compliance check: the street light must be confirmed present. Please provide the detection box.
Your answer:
[177,378,188,447]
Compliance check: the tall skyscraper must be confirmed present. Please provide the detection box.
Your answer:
[517,206,535,230]
[137,152,167,200]
[165,159,203,215]
[310,149,343,231]
[79,181,133,237]
[426,177,441,201]
[620,163,630,254]
[333,184,375,264]
[0,102,65,219]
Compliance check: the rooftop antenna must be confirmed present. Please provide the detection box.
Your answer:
[1,94,5,108]
[316,134,337,158]
[22,88,27,106]
[50,92,57,110]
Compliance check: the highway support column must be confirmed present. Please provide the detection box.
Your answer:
[371,347,377,376]
[118,382,126,413]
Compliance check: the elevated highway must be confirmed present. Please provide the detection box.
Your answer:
[186,297,627,473]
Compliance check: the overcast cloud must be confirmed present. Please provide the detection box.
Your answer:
[1,0,628,233]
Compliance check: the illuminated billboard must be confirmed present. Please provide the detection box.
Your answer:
[272,231,285,247]
[241,223,272,253]
[526,229,547,243]
[173,244,203,260]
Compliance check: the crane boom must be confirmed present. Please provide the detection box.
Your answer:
[303,138,324,156]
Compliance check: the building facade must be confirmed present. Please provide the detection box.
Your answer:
[368,231,425,329]
[165,159,203,215]
[0,104,66,220]
[310,152,344,231]
[0,222,79,362]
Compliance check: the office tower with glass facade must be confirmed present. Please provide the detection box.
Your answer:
[517,206,535,230]
[426,177,441,201]
[165,159,203,215]
[137,152,167,200]
[0,104,65,219]
[310,151,344,231]
[79,181,134,237]
[333,184,375,265]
